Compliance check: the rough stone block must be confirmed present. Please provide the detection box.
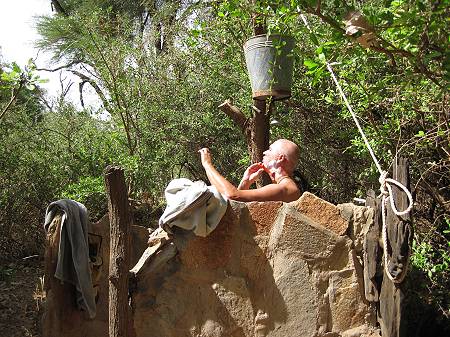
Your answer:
[178,205,237,270]
[212,276,254,335]
[329,275,368,332]
[342,325,381,337]
[337,203,355,223]
[272,210,344,263]
[270,253,317,337]
[247,201,283,235]
[290,192,349,235]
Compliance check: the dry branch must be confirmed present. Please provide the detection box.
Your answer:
[218,99,249,133]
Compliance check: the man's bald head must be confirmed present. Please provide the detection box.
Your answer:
[271,139,300,174]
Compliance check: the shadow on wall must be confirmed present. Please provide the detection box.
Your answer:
[239,205,288,333]
[131,204,287,337]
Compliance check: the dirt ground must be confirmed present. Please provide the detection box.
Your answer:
[0,258,44,337]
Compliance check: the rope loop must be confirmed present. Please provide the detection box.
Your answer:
[385,177,414,216]
[379,173,414,217]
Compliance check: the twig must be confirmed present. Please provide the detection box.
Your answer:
[36,60,81,72]
[22,255,39,260]
[0,79,25,121]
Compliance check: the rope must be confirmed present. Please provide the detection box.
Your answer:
[299,11,413,283]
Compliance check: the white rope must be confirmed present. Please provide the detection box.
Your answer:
[299,12,413,283]
[379,171,414,283]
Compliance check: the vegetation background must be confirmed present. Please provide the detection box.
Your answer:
[0,0,448,335]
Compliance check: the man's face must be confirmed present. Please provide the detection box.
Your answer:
[262,141,282,166]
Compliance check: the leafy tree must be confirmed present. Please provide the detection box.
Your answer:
[2,0,446,329]
[0,55,129,258]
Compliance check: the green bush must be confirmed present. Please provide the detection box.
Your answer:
[60,176,107,221]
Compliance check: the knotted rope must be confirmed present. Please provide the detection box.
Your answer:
[379,171,414,282]
[299,11,414,283]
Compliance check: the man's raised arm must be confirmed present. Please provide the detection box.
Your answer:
[199,148,300,203]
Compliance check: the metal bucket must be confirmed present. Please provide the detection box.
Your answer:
[243,34,295,101]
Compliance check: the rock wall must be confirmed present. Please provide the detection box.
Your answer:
[43,192,381,337]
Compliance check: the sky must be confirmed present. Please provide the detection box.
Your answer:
[0,0,99,109]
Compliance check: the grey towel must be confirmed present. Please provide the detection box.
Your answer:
[159,178,228,237]
[44,199,96,319]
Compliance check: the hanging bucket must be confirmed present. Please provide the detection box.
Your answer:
[243,34,295,101]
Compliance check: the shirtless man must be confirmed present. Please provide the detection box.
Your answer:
[199,139,301,203]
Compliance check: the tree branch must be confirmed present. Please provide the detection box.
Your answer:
[252,0,266,35]
[303,6,442,86]
[78,80,87,108]
[0,80,25,122]
[218,99,249,133]
[51,0,68,16]
[419,179,450,213]
[36,60,81,72]
[71,70,109,110]
[315,0,322,14]
[218,99,253,155]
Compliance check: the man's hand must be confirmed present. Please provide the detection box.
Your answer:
[238,162,265,189]
[198,148,212,167]
[244,162,265,183]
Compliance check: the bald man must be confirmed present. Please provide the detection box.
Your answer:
[199,139,301,203]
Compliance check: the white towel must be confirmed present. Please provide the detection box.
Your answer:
[159,179,228,237]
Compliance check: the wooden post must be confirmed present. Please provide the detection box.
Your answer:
[378,157,413,337]
[363,189,381,302]
[251,100,271,186]
[251,2,271,186]
[104,166,131,337]
[217,3,273,187]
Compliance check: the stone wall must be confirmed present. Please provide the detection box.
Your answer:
[43,192,381,337]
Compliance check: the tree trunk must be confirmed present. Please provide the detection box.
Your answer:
[104,166,132,337]
[218,3,272,186]
[250,1,271,186]
[217,99,271,186]
[250,100,271,186]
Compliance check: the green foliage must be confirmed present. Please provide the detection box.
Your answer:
[1,62,23,83]
[412,216,450,279]
[412,238,449,281]
[410,216,450,318]
[0,59,48,89]
[0,59,47,122]
[61,176,107,220]
[0,264,15,282]
[0,80,128,258]
[2,1,448,328]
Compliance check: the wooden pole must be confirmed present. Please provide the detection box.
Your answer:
[364,189,381,302]
[251,100,271,187]
[105,165,131,337]
[251,0,271,186]
[378,157,412,337]
[217,2,272,186]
